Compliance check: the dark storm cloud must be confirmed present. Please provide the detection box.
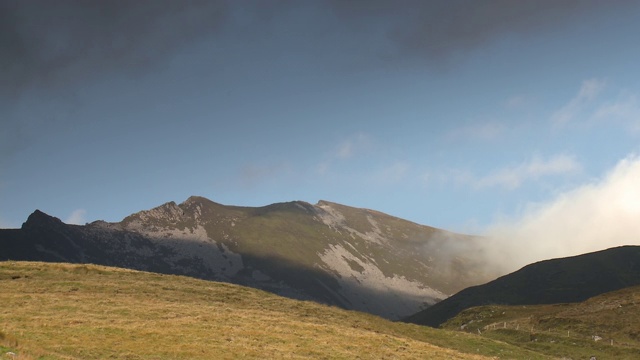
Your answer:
[0,0,234,164]
[2,0,636,97]
[329,0,637,64]
[0,0,230,99]
[1,0,636,162]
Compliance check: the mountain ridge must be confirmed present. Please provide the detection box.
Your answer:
[0,195,495,320]
[404,245,640,327]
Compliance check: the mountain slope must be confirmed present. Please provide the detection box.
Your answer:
[0,196,494,319]
[404,245,640,327]
[0,261,548,360]
[441,285,640,359]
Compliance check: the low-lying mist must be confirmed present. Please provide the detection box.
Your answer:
[481,154,640,274]
[423,154,640,281]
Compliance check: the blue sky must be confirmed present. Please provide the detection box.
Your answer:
[2,1,640,239]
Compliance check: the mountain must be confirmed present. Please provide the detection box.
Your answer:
[0,196,495,320]
[1,261,547,360]
[440,285,640,359]
[404,245,640,327]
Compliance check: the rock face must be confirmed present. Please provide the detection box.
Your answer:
[0,196,494,320]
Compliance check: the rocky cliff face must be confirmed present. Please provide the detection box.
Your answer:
[0,196,494,320]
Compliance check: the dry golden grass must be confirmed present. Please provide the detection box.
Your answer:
[0,262,520,360]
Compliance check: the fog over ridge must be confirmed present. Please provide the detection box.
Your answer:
[479,154,640,273]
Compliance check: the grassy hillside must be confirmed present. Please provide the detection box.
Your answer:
[442,285,640,359]
[0,261,548,360]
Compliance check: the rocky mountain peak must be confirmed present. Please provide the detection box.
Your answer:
[121,201,186,226]
[315,200,333,207]
[181,195,214,207]
[22,210,64,230]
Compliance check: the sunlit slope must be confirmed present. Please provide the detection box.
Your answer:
[442,285,640,359]
[0,261,549,360]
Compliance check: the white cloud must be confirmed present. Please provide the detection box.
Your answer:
[316,133,374,174]
[334,133,372,159]
[551,78,606,127]
[464,154,581,190]
[505,95,529,109]
[336,140,355,159]
[238,162,292,188]
[65,209,87,225]
[446,168,475,187]
[483,154,640,272]
[373,161,410,184]
[592,93,640,133]
[315,161,331,175]
[446,121,507,141]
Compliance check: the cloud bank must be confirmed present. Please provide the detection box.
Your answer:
[482,154,640,272]
[3,1,634,99]
[551,78,606,127]
[448,154,581,190]
[65,209,87,225]
[0,0,229,99]
[478,154,581,190]
[329,0,634,67]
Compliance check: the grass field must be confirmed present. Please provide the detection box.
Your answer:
[442,285,640,359]
[0,261,549,359]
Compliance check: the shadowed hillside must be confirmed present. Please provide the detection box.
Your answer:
[404,246,640,328]
[441,285,640,359]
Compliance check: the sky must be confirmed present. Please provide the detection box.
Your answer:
[2,0,640,263]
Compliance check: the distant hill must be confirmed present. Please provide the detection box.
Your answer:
[404,245,640,327]
[441,285,640,359]
[0,261,546,360]
[0,196,495,319]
